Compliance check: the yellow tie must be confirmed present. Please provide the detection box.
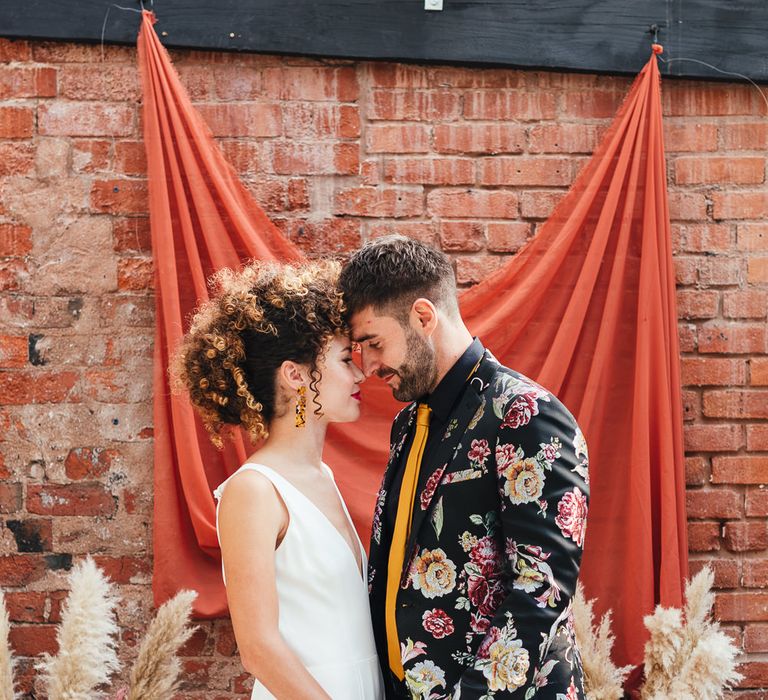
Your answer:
[386,402,431,680]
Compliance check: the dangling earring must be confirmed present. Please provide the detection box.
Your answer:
[295,385,307,428]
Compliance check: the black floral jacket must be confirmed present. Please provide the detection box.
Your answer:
[368,350,589,700]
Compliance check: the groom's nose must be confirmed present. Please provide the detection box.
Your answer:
[360,349,377,377]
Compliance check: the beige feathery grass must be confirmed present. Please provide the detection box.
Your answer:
[641,567,743,700]
[0,591,18,700]
[127,589,197,700]
[572,582,632,700]
[37,556,120,700]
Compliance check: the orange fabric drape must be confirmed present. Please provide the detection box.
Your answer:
[139,7,687,680]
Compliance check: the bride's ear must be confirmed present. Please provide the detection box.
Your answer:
[277,360,307,392]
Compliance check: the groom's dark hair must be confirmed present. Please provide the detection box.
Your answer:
[339,235,460,322]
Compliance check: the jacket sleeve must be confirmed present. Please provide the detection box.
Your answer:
[457,383,589,698]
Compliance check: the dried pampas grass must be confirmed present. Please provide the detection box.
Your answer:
[127,589,197,700]
[641,567,742,700]
[572,582,632,700]
[37,556,120,700]
[0,591,18,700]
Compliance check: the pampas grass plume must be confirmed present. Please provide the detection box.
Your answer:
[37,556,120,700]
[641,566,742,700]
[572,582,631,700]
[0,591,17,700]
[127,589,197,700]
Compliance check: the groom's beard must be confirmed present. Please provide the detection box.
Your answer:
[391,329,437,402]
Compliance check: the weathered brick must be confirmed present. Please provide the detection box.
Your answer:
[737,661,768,689]
[686,489,742,519]
[668,191,708,221]
[686,456,708,486]
[427,189,518,219]
[722,122,768,150]
[562,89,624,118]
[746,425,768,451]
[671,223,733,253]
[0,66,56,99]
[724,520,768,552]
[681,358,746,386]
[455,255,506,286]
[528,124,600,154]
[273,142,358,175]
[0,38,31,62]
[0,335,28,368]
[27,483,116,517]
[4,592,47,622]
[675,156,765,185]
[743,561,768,589]
[0,371,79,405]
[90,179,148,214]
[747,257,768,284]
[464,92,556,120]
[435,124,525,154]
[478,157,571,186]
[0,142,35,175]
[715,592,768,622]
[0,482,22,513]
[58,64,139,101]
[0,555,46,587]
[368,90,461,121]
[117,257,154,291]
[281,218,362,257]
[723,291,768,319]
[333,187,423,218]
[438,221,485,252]
[751,358,768,386]
[663,122,718,152]
[687,521,720,552]
[744,624,768,652]
[713,191,768,220]
[366,124,430,153]
[9,624,59,656]
[664,84,762,116]
[114,141,147,176]
[384,158,474,185]
[64,447,118,480]
[282,103,360,139]
[92,555,151,584]
[704,391,768,420]
[196,103,282,137]
[737,223,768,251]
[113,217,151,253]
[211,65,262,100]
[0,106,34,138]
[263,66,358,101]
[684,424,744,452]
[39,102,134,137]
[676,290,719,319]
[486,222,531,252]
[711,456,768,485]
[698,324,766,354]
[689,558,741,589]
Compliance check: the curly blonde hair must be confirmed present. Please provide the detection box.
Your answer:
[171,260,346,447]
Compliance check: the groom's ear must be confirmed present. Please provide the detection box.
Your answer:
[410,298,438,337]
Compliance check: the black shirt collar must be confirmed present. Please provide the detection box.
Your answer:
[424,337,484,424]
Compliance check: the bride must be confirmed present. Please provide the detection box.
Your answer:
[173,260,384,699]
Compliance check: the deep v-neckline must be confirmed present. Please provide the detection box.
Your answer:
[251,464,365,581]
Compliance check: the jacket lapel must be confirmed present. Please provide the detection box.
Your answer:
[368,402,416,572]
[404,351,498,557]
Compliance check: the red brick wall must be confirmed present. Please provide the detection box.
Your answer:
[0,36,765,698]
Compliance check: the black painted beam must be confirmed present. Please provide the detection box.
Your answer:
[1,0,767,83]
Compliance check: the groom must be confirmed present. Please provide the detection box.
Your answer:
[340,235,590,699]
